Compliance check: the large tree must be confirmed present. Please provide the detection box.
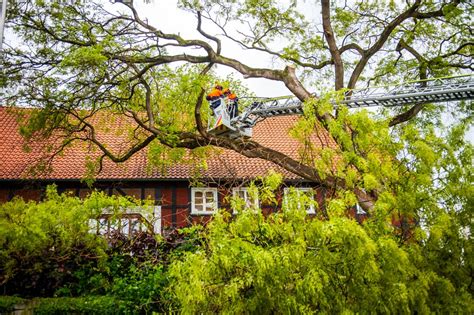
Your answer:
[1,1,473,311]
[1,0,472,216]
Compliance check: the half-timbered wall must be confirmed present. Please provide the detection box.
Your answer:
[0,180,362,233]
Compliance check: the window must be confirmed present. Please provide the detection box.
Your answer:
[232,187,259,213]
[356,203,366,215]
[92,214,147,236]
[89,206,161,236]
[191,188,218,215]
[283,187,316,214]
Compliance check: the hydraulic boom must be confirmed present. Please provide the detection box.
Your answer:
[208,74,474,138]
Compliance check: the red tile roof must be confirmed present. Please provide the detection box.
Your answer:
[0,107,337,181]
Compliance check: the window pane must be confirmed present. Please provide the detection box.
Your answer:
[195,204,203,212]
[356,204,366,215]
[99,218,108,235]
[195,191,203,198]
[205,191,214,200]
[88,219,98,234]
[121,219,129,235]
[194,197,203,204]
[109,219,119,232]
[130,219,140,235]
[205,203,214,212]
[283,188,315,213]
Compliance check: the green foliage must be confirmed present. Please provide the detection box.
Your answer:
[33,296,131,315]
[86,261,171,314]
[2,1,473,312]
[60,45,109,69]
[72,227,203,312]
[256,170,283,205]
[0,296,25,313]
[0,186,206,311]
[165,172,473,313]
[0,186,139,296]
[169,204,473,313]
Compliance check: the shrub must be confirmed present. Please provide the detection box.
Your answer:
[0,296,25,313]
[34,296,130,315]
[169,207,474,313]
[0,186,140,296]
[0,185,203,312]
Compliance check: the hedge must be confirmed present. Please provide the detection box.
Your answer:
[0,296,133,315]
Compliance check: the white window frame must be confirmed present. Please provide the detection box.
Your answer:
[356,203,366,215]
[232,187,259,214]
[90,205,161,236]
[191,187,218,215]
[283,187,316,214]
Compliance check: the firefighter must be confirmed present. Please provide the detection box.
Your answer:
[223,88,239,119]
[206,84,224,115]
[206,84,224,101]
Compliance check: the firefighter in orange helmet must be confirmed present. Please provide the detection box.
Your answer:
[223,88,239,119]
[206,84,224,101]
[206,84,225,115]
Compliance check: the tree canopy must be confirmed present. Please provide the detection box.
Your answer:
[1,2,473,309]
[169,199,473,313]
[1,0,472,215]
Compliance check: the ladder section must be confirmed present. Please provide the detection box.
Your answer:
[233,97,303,129]
[342,75,474,108]
[220,74,474,137]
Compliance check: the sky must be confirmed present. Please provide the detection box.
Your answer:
[128,0,294,97]
[3,0,472,140]
[126,0,473,142]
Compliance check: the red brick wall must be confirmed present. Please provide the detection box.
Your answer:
[0,189,10,203]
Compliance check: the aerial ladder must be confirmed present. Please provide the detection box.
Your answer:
[207,74,474,139]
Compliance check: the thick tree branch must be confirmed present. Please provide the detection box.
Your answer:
[389,37,470,126]
[197,11,222,56]
[347,0,463,90]
[413,0,461,19]
[347,0,422,89]
[388,39,428,126]
[388,104,426,127]
[130,64,155,128]
[339,43,365,55]
[194,89,208,138]
[321,0,344,90]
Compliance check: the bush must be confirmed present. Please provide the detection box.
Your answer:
[0,185,202,312]
[108,263,168,313]
[0,296,25,313]
[169,208,474,313]
[58,228,203,312]
[0,186,140,296]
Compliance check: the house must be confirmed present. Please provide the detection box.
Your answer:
[0,106,361,234]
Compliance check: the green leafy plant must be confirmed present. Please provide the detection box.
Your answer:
[33,296,131,315]
[168,182,473,313]
[0,186,138,296]
[0,296,26,313]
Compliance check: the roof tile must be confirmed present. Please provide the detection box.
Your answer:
[0,107,337,181]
